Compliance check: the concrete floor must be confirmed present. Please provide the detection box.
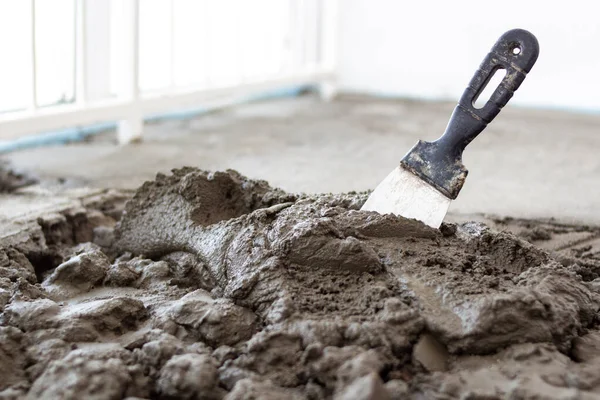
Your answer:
[5,94,600,225]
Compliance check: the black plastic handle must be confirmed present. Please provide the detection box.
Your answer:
[400,29,539,199]
[461,29,539,123]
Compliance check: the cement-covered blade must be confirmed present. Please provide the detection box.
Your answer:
[361,166,451,229]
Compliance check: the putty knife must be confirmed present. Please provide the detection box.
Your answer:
[361,29,539,228]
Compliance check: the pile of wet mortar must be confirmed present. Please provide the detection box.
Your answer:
[1,168,600,399]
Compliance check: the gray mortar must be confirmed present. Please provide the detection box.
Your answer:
[0,168,599,399]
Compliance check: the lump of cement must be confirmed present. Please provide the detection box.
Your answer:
[0,247,37,284]
[225,379,306,400]
[334,373,391,400]
[60,297,148,334]
[336,350,387,390]
[0,160,37,193]
[104,260,140,287]
[0,327,27,391]
[412,333,449,372]
[414,342,600,399]
[3,298,61,332]
[157,353,224,399]
[384,380,409,400]
[41,250,109,298]
[25,338,74,381]
[572,331,600,362]
[26,356,147,400]
[131,332,188,381]
[156,290,258,346]
[1,167,600,399]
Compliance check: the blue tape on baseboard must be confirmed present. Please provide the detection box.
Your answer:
[0,84,317,154]
[144,84,315,123]
[0,122,116,153]
[244,85,312,102]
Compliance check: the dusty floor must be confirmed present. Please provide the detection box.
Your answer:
[5,94,600,225]
[0,169,600,399]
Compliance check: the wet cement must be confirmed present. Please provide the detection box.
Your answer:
[1,168,599,399]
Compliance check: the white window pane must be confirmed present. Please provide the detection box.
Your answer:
[172,0,208,87]
[238,0,288,79]
[35,0,76,107]
[206,0,240,87]
[85,1,113,102]
[138,0,172,91]
[0,2,32,113]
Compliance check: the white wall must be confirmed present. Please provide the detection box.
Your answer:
[338,0,600,112]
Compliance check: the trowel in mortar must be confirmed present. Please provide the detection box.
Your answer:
[361,29,539,228]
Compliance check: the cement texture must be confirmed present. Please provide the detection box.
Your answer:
[1,168,599,399]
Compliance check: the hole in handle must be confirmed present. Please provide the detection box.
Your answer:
[509,41,522,55]
[472,67,506,109]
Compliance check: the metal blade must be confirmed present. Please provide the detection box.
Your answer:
[361,166,451,229]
